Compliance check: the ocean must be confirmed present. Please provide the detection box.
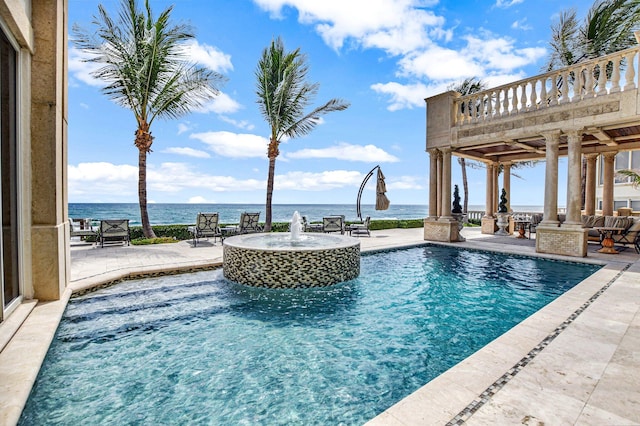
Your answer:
[68,203,429,226]
[69,203,545,226]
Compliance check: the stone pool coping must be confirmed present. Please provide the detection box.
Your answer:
[1,227,639,425]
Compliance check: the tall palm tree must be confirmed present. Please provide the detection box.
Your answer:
[72,0,225,238]
[256,37,349,231]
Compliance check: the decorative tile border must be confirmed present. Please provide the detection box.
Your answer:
[445,262,632,425]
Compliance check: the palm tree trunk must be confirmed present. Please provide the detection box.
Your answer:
[138,149,156,238]
[265,156,276,232]
[459,158,469,213]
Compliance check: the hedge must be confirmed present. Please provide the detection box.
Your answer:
[125,219,425,241]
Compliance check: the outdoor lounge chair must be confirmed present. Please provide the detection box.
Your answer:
[238,212,262,233]
[188,212,221,246]
[98,219,130,247]
[222,212,263,240]
[323,215,345,234]
[349,216,371,237]
[69,218,97,240]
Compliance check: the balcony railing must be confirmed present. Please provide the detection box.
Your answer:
[455,45,640,125]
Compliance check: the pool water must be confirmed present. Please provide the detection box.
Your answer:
[20,245,600,425]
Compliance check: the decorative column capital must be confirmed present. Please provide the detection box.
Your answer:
[541,130,561,144]
[564,129,584,142]
[584,153,599,161]
[602,151,617,160]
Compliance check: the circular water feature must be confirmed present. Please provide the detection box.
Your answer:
[223,232,360,288]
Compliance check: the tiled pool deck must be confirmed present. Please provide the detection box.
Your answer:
[1,227,638,425]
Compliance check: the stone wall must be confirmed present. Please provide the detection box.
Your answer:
[536,227,588,257]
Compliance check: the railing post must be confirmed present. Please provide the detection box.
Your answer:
[540,77,547,109]
[624,51,636,90]
[597,60,608,95]
[611,56,621,93]
[530,79,537,110]
[512,84,519,113]
[502,88,509,116]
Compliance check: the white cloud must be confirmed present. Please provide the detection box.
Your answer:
[253,0,442,52]
[461,35,546,71]
[177,123,192,135]
[68,162,139,199]
[398,45,484,80]
[181,40,233,73]
[162,147,211,158]
[511,18,532,31]
[370,82,430,111]
[188,196,216,203]
[197,92,242,114]
[287,142,399,162]
[275,170,363,190]
[190,131,268,158]
[68,47,103,87]
[219,115,256,130]
[495,0,524,8]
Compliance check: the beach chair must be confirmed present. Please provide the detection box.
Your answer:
[238,212,263,234]
[323,215,345,234]
[188,212,221,246]
[69,218,97,240]
[349,216,371,237]
[98,219,130,247]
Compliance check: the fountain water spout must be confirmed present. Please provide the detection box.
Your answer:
[290,211,303,241]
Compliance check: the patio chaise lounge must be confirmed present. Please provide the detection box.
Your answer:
[188,212,221,246]
[98,219,130,247]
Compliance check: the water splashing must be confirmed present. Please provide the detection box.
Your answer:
[290,211,303,241]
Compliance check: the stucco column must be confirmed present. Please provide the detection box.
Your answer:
[540,131,560,226]
[436,150,442,217]
[30,0,69,300]
[602,152,616,216]
[439,147,453,219]
[428,149,438,219]
[503,162,512,212]
[484,163,495,217]
[584,153,598,216]
[564,130,583,226]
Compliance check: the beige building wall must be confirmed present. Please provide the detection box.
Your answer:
[0,0,68,322]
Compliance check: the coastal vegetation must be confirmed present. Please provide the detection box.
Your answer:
[255,37,350,232]
[72,0,225,238]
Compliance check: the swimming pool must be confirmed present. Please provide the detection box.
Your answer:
[20,245,600,425]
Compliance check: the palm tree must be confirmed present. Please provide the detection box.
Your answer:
[617,169,640,188]
[72,0,225,238]
[256,37,349,231]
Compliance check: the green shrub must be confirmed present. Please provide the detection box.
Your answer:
[124,218,424,242]
[131,237,179,245]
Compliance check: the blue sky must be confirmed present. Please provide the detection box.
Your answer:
[67,0,591,206]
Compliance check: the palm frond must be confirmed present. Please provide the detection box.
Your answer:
[616,169,640,188]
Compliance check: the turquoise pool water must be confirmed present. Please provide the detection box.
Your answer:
[20,245,600,425]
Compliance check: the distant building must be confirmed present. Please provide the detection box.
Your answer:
[595,150,640,211]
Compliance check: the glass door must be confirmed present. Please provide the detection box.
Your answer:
[0,28,19,321]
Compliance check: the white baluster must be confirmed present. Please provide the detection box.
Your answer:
[486,91,493,120]
[512,84,519,113]
[520,82,528,111]
[624,51,636,90]
[611,55,621,93]
[551,74,559,105]
[540,77,547,109]
[502,87,509,116]
[597,60,608,95]
[584,64,594,98]
[530,79,538,110]
[479,94,486,121]
[494,89,501,117]
[560,71,569,103]
[572,69,582,101]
